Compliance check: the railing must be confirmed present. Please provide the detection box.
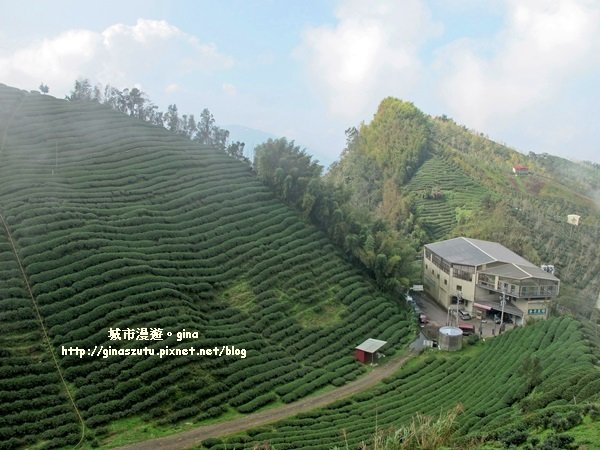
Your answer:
[477,282,558,298]
[521,287,557,298]
[478,280,496,290]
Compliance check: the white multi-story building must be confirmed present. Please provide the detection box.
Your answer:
[423,237,560,324]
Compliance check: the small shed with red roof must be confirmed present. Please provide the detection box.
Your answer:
[512,164,529,175]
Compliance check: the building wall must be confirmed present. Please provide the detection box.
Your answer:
[355,349,378,364]
[516,299,549,320]
[448,271,476,312]
[423,249,476,310]
[355,349,366,363]
[423,244,557,321]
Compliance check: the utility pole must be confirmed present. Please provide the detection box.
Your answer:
[500,289,507,334]
[455,291,462,328]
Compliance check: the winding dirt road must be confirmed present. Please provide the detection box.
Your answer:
[114,354,411,450]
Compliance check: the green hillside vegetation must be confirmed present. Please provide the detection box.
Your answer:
[325,98,600,316]
[205,316,600,449]
[253,137,418,296]
[0,84,416,449]
[406,155,487,241]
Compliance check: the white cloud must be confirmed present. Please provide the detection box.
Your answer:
[165,83,180,94]
[296,0,441,120]
[435,0,600,132]
[222,82,237,97]
[0,19,233,96]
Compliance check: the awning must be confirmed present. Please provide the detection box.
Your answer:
[474,300,523,317]
[474,302,491,311]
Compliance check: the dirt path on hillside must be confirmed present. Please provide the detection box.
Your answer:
[114,354,411,450]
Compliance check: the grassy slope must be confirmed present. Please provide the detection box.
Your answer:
[0,84,416,449]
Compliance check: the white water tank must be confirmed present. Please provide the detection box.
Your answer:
[438,326,463,351]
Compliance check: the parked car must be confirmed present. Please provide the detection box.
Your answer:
[495,315,513,324]
[419,313,428,325]
[458,323,475,335]
[458,309,471,320]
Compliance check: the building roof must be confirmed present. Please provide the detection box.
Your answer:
[513,164,529,170]
[355,338,387,354]
[425,237,534,267]
[479,263,559,282]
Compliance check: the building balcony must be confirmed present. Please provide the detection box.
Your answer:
[478,280,496,290]
[477,283,558,299]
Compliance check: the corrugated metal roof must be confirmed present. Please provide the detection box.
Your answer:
[473,300,524,317]
[355,338,387,353]
[425,237,534,267]
[480,263,559,281]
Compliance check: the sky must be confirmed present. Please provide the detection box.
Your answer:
[1,0,599,167]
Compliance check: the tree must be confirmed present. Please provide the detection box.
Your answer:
[254,138,322,205]
[39,83,49,94]
[196,109,215,144]
[165,104,180,132]
[226,141,246,161]
[194,108,229,150]
[66,79,92,101]
[128,87,145,118]
[92,84,102,102]
[64,78,245,166]
[181,114,197,138]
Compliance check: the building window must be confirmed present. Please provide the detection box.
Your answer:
[456,285,462,291]
[444,279,447,285]
[425,248,432,260]
[425,264,428,269]
[440,260,450,274]
[453,265,474,281]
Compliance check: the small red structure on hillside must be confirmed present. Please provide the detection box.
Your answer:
[512,164,529,175]
[354,338,387,364]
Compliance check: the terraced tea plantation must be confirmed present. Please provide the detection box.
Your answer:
[0,84,415,449]
[208,316,599,449]
[406,156,487,240]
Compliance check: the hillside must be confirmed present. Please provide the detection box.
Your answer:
[213,316,600,449]
[327,98,600,315]
[0,84,415,449]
